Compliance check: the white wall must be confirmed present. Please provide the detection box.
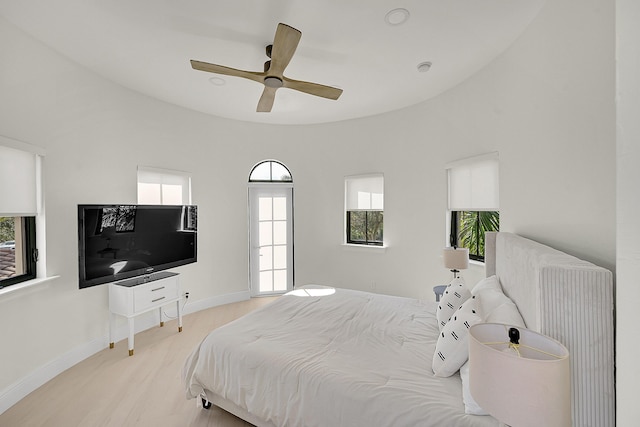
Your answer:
[616,0,640,424]
[0,0,617,416]
[294,0,616,292]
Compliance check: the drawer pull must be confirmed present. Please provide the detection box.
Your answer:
[152,296,166,303]
[151,286,165,292]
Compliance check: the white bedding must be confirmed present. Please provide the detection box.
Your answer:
[182,286,498,427]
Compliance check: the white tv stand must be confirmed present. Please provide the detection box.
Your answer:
[108,271,182,356]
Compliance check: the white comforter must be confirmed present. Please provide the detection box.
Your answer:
[182,286,498,427]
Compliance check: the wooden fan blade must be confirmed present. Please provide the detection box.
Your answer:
[268,23,302,77]
[282,77,343,100]
[257,86,278,112]
[190,60,265,84]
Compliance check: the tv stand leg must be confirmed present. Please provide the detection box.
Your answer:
[108,312,115,349]
[159,307,164,327]
[177,300,183,333]
[128,319,135,356]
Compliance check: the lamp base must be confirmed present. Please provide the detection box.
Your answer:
[449,276,465,286]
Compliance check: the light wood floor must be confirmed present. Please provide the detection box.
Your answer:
[0,297,277,427]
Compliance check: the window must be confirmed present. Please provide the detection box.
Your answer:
[446,153,499,261]
[450,211,499,261]
[249,160,292,182]
[0,140,42,289]
[137,166,191,205]
[345,174,384,246]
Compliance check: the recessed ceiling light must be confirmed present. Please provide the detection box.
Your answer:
[417,61,432,73]
[208,77,226,86]
[385,8,410,26]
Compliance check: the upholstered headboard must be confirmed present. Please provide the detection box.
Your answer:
[485,232,615,427]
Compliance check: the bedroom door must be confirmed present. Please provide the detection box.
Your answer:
[248,184,294,296]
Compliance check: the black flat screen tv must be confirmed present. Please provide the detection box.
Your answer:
[78,204,197,289]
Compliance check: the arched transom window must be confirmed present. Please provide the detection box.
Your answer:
[249,160,293,183]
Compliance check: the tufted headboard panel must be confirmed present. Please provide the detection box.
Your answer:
[484,232,615,427]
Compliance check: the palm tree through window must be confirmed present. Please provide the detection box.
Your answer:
[450,211,499,261]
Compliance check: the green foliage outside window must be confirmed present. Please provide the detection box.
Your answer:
[347,211,383,245]
[455,211,499,260]
[0,217,15,243]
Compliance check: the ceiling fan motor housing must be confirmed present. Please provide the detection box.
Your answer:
[264,76,283,88]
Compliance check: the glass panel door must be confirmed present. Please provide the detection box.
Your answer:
[249,185,293,295]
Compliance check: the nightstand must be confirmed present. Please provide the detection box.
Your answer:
[108,271,182,356]
[433,285,448,302]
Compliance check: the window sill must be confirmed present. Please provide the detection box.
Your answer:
[342,243,387,252]
[469,259,485,267]
[0,275,60,298]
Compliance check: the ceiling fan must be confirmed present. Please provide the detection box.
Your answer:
[190,23,343,112]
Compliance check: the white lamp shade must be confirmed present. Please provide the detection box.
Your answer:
[468,323,571,427]
[443,247,469,270]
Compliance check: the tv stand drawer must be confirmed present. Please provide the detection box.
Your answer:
[108,272,183,356]
[134,279,179,312]
[109,272,180,316]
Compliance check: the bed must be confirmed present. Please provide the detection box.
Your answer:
[182,232,614,426]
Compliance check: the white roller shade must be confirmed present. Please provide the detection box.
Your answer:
[345,174,384,211]
[0,139,43,216]
[137,166,192,205]
[447,152,499,211]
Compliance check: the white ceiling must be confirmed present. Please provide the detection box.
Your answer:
[0,0,544,125]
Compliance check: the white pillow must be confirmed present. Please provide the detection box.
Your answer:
[484,298,525,327]
[473,277,525,327]
[471,275,502,295]
[460,361,489,416]
[436,282,471,331]
[432,297,481,377]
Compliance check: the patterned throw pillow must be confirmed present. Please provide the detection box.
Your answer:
[436,282,471,331]
[432,297,481,377]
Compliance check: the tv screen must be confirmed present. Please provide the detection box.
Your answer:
[78,204,197,288]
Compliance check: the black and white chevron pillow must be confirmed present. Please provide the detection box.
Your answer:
[436,282,471,331]
[432,297,481,377]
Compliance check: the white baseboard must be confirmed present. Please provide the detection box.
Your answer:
[184,290,251,315]
[0,290,250,415]
[0,335,107,415]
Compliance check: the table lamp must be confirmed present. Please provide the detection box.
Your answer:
[443,246,469,283]
[468,323,571,427]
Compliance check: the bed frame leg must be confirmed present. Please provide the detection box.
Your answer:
[201,397,212,410]
[199,392,212,410]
